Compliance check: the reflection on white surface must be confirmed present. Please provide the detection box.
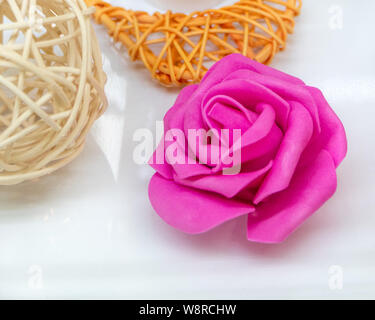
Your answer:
[91,113,125,182]
[91,54,127,182]
[0,0,375,299]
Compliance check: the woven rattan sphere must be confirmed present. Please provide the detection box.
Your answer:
[0,0,107,185]
[85,0,301,86]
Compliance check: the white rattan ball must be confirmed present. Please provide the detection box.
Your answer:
[0,0,107,185]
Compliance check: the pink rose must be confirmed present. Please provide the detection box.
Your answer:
[148,54,347,243]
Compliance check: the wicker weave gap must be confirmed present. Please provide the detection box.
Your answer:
[0,0,107,185]
[85,0,301,86]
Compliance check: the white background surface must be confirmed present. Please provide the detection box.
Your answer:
[0,0,374,299]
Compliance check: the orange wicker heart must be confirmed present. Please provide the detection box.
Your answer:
[85,0,301,86]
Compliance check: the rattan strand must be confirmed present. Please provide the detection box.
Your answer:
[0,0,107,185]
[85,0,301,86]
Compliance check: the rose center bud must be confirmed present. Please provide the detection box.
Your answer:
[199,95,283,177]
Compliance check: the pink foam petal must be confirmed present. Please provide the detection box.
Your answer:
[187,94,253,166]
[181,54,301,136]
[202,79,290,129]
[174,160,273,198]
[304,87,347,167]
[239,124,283,166]
[163,84,199,131]
[242,126,282,163]
[201,103,282,173]
[194,95,256,167]
[163,133,215,179]
[149,162,174,180]
[149,133,203,180]
[225,69,321,134]
[171,162,213,180]
[254,101,314,204]
[206,99,253,131]
[199,54,304,91]
[149,138,174,180]
[218,103,282,170]
[165,84,209,158]
[150,85,199,179]
[247,150,337,243]
[149,173,255,234]
[240,103,277,147]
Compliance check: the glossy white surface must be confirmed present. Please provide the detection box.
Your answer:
[1,0,375,299]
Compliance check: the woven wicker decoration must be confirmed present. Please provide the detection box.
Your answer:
[0,0,107,185]
[85,0,301,86]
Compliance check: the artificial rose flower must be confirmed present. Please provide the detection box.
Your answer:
[148,54,347,243]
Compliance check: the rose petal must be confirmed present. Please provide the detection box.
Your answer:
[193,94,256,166]
[148,85,204,179]
[304,87,347,167]
[182,54,299,136]
[238,103,283,162]
[205,96,255,131]
[149,173,254,234]
[199,54,304,91]
[241,127,283,165]
[240,103,277,147]
[225,69,321,134]
[202,79,290,129]
[247,150,337,243]
[165,84,209,166]
[174,160,273,198]
[215,103,282,172]
[254,101,314,204]
[171,161,213,179]
[164,84,199,131]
